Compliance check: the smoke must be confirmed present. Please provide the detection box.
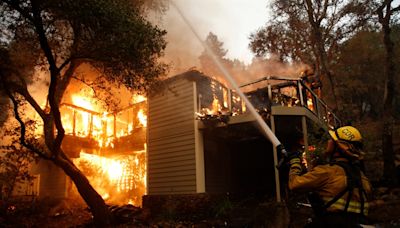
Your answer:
[237,57,310,91]
[156,3,204,76]
[157,2,309,90]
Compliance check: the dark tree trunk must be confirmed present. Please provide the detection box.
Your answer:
[42,118,112,226]
[381,21,397,186]
[304,0,338,109]
[378,0,398,186]
[28,1,114,223]
[53,153,113,226]
[382,117,396,185]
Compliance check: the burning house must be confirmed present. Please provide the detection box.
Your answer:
[145,70,340,205]
[29,69,339,208]
[31,84,148,206]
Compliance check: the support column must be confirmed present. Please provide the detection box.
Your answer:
[271,115,281,202]
[302,116,309,170]
[193,82,205,193]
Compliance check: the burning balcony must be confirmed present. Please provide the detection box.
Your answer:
[32,92,148,206]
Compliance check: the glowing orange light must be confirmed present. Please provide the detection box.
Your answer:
[59,90,148,206]
[73,150,147,206]
[132,94,147,104]
[137,109,147,127]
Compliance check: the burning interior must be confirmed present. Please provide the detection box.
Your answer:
[62,93,148,206]
[30,69,339,207]
[30,75,148,206]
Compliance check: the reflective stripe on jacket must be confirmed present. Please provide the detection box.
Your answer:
[289,163,371,215]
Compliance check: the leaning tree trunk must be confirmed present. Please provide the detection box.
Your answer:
[381,22,398,186]
[42,117,112,226]
[53,152,113,226]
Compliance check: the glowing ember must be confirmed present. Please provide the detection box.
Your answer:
[223,88,228,108]
[307,97,314,111]
[241,99,246,113]
[212,96,220,114]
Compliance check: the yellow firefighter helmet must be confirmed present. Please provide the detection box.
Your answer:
[329,126,362,142]
[329,126,365,160]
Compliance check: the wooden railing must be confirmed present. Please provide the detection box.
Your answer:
[195,76,341,128]
[240,76,341,128]
[59,101,146,141]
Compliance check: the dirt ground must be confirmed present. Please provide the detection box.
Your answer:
[1,190,400,228]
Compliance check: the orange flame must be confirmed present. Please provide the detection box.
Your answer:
[73,149,147,206]
[60,90,148,206]
[137,109,147,127]
[132,94,147,104]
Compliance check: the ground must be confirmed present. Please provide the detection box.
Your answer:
[1,188,400,228]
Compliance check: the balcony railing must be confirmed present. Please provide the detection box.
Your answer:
[240,76,341,128]
[196,75,341,129]
[59,101,147,144]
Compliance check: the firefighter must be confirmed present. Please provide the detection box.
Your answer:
[288,126,372,227]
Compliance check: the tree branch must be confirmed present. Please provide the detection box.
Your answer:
[377,0,391,23]
[3,0,35,23]
[7,81,47,120]
[30,0,57,72]
[319,0,329,23]
[59,57,72,72]
[55,59,83,105]
[393,5,400,12]
[30,0,65,153]
[3,85,51,160]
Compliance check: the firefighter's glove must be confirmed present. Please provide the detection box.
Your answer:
[288,151,302,175]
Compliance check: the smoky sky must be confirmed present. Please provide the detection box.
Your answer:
[159,0,270,74]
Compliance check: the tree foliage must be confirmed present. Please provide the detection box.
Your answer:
[198,32,253,86]
[0,123,37,209]
[199,32,229,78]
[250,0,373,65]
[249,0,373,107]
[333,30,386,119]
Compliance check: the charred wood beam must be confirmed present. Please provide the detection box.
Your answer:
[60,103,102,115]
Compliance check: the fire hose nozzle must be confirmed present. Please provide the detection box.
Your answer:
[276,144,288,169]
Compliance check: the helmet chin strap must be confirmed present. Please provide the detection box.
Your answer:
[330,141,351,162]
[334,129,341,141]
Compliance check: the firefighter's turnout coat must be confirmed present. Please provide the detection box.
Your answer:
[289,158,372,215]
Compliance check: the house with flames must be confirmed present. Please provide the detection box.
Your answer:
[26,69,339,206]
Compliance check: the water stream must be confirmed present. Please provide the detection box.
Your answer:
[171,2,281,148]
